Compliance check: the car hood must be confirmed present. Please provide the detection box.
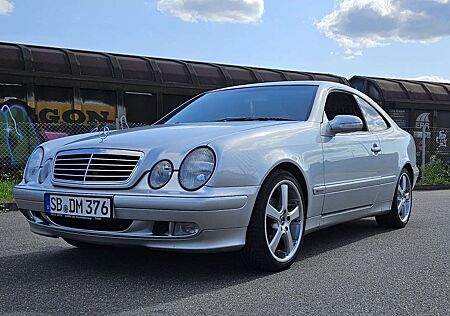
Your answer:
[56,122,289,154]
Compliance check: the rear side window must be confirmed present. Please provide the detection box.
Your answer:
[324,92,367,131]
[356,96,389,132]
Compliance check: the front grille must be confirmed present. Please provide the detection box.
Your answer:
[48,215,132,232]
[53,150,142,184]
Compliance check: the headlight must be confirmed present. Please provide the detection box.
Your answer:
[179,147,215,191]
[38,158,53,184]
[24,147,44,183]
[149,160,173,189]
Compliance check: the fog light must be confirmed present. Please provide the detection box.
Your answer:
[173,222,199,236]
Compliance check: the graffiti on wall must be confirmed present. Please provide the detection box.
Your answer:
[437,130,448,148]
[36,102,116,124]
[0,97,118,170]
[0,99,39,167]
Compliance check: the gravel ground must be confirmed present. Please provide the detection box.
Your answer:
[0,190,449,315]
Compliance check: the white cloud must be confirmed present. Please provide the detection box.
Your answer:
[413,75,450,83]
[157,0,264,23]
[0,0,13,15]
[344,48,363,59]
[317,0,450,56]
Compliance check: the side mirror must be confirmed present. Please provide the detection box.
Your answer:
[328,115,363,134]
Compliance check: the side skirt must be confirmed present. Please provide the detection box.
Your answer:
[304,200,392,235]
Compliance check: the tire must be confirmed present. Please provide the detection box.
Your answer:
[376,168,413,228]
[63,238,110,249]
[241,169,306,271]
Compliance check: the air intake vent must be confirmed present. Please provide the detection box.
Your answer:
[48,216,133,232]
[53,149,142,185]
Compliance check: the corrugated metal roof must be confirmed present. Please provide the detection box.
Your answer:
[350,76,450,103]
[0,42,349,88]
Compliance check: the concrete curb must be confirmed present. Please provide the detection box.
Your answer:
[414,185,450,191]
[0,203,18,213]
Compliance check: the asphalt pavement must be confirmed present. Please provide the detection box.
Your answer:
[0,190,449,315]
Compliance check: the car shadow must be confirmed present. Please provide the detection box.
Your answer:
[1,218,392,315]
[299,218,392,261]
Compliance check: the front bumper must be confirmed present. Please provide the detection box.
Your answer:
[13,185,259,252]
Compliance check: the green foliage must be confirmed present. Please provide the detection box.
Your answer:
[0,171,21,203]
[0,179,18,203]
[419,157,450,185]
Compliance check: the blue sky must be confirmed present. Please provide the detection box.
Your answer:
[0,0,449,81]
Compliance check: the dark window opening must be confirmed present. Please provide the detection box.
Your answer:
[36,86,73,104]
[124,92,157,124]
[324,92,367,131]
[0,83,26,102]
[436,111,450,128]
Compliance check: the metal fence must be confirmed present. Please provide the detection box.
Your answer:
[0,122,145,179]
[403,127,450,169]
[1,123,449,180]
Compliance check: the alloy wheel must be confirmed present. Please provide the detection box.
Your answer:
[264,180,304,263]
[397,173,412,223]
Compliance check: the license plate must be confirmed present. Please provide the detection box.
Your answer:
[44,194,113,219]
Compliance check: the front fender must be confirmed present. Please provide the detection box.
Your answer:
[207,123,323,188]
[206,123,325,219]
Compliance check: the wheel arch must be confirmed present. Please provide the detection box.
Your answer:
[402,162,414,182]
[261,161,309,217]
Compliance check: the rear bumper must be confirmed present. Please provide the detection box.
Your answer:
[13,185,259,252]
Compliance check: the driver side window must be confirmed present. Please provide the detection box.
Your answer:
[324,92,367,131]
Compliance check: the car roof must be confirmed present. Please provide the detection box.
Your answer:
[211,80,350,93]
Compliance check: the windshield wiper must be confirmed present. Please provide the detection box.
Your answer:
[214,117,296,122]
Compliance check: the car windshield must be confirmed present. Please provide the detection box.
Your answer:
[162,85,318,124]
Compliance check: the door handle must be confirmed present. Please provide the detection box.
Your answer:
[371,144,381,153]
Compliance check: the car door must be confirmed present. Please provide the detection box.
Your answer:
[321,91,382,215]
[355,95,398,204]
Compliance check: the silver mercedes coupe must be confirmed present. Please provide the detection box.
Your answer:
[13,81,419,271]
